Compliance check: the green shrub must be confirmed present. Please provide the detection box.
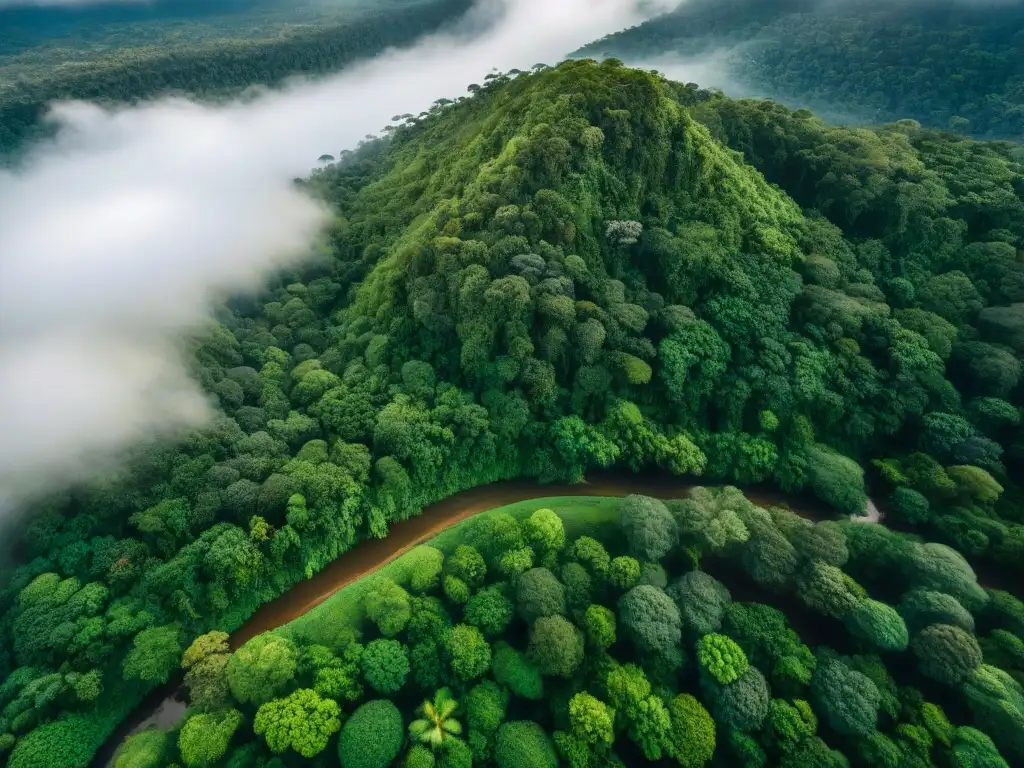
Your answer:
[361,639,409,694]
[338,700,405,768]
[494,721,558,768]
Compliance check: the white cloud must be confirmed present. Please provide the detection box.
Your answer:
[0,0,673,517]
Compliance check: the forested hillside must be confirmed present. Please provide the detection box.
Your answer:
[1,59,1024,767]
[0,0,473,157]
[577,0,1024,141]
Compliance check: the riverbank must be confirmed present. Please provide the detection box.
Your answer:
[94,472,836,766]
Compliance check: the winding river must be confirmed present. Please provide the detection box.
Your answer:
[93,472,843,766]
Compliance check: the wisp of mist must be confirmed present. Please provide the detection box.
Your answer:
[0,0,675,526]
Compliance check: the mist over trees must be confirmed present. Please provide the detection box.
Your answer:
[0,16,1021,768]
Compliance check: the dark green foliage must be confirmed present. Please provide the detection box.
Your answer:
[844,600,910,652]
[704,666,770,732]
[338,700,405,768]
[810,654,880,737]
[668,571,731,636]
[912,624,984,687]
[4,52,1024,768]
[618,585,681,654]
[516,568,565,624]
[899,590,975,635]
[528,616,584,679]
[619,495,678,562]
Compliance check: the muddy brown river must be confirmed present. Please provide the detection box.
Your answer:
[96,472,831,766]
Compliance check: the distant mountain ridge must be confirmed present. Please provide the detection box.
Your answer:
[575,0,1024,141]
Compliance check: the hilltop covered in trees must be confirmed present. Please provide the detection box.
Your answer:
[576,0,1024,141]
[0,58,1022,766]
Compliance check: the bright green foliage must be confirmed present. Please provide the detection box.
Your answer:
[443,576,470,605]
[524,508,566,554]
[464,680,508,735]
[618,585,681,653]
[494,722,558,768]
[365,578,413,637]
[113,730,167,768]
[528,615,584,678]
[605,663,671,759]
[912,624,983,686]
[6,54,1024,768]
[516,568,566,623]
[665,694,716,768]
[497,547,534,579]
[182,631,232,713]
[765,699,816,754]
[608,556,641,590]
[227,633,298,706]
[619,495,678,562]
[437,738,473,768]
[467,515,524,567]
[582,604,616,650]
[445,624,491,681]
[409,688,463,749]
[254,688,340,758]
[962,664,1024,763]
[464,586,514,637]
[567,692,614,745]
[952,727,1010,768]
[446,545,487,588]
[408,546,446,593]
[361,638,409,694]
[567,537,611,578]
[722,603,816,695]
[338,700,405,768]
[179,709,243,767]
[491,642,543,700]
[669,571,731,636]
[921,702,954,747]
[405,745,436,768]
[810,655,880,737]
[122,625,182,685]
[698,633,749,685]
[844,599,910,652]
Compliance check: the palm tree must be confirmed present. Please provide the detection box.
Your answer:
[408,688,463,749]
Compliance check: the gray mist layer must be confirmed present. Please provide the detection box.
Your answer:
[0,0,673,520]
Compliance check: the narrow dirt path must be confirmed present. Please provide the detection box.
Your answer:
[229,472,814,647]
[95,473,825,766]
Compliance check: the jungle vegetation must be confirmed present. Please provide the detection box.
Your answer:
[0,0,473,157]
[0,58,1022,767]
[576,0,1024,141]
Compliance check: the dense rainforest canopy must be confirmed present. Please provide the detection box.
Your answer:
[577,0,1024,142]
[0,0,473,157]
[0,57,1023,767]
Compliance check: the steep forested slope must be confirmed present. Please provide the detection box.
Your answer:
[577,0,1024,141]
[1,59,1024,767]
